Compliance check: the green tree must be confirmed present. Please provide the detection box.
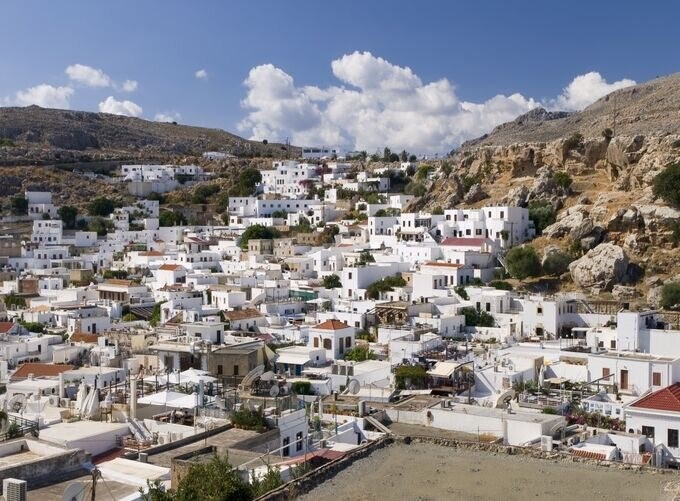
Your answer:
[192,184,220,204]
[230,168,263,197]
[404,181,426,197]
[88,217,113,236]
[542,250,574,276]
[553,171,573,190]
[323,274,341,288]
[505,246,542,279]
[431,206,444,215]
[399,150,408,162]
[653,162,680,208]
[344,345,374,362]
[174,455,254,501]
[528,201,556,234]
[661,282,680,311]
[57,205,78,229]
[10,196,28,216]
[394,365,428,389]
[149,301,166,327]
[357,250,375,266]
[239,224,280,250]
[159,210,187,227]
[564,132,584,151]
[366,274,406,299]
[461,175,480,194]
[460,307,494,327]
[408,154,417,162]
[489,280,513,291]
[88,197,115,217]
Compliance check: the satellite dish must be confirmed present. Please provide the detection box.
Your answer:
[8,394,26,413]
[347,379,361,395]
[269,385,280,398]
[240,365,265,388]
[62,482,86,501]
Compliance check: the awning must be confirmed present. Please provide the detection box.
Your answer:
[275,352,312,365]
[427,362,461,378]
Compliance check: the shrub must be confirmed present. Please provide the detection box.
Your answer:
[653,162,680,208]
[528,200,556,234]
[661,282,680,311]
[431,206,444,215]
[88,197,115,217]
[57,205,78,229]
[460,307,494,327]
[404,181,426,197]
[323,274,341,289]
[10,196,28,216]
[231,407,268,431]
[505,246,542,279]
[291,381,313,395]
[192,183,220,204]
[20,321,44,333]
[366,274,406,299]
[159,210,187,227]
[239,224,280,250]
[344,345,374,362]
[462,175,480,194]
[542,250,574,276]
[454,286,469,300]
[564,132,584,152]
[88,217,114,236]
[394,365,428,389]
[489,280,513,291]
[553,171,573,190]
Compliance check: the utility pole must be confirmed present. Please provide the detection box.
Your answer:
[90,467,100,501]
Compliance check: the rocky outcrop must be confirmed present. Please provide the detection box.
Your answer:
[543,205,594,241]
[569,243,629,291]
[502,166,570,208]
[463,183,488,204]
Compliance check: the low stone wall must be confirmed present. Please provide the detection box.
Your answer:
[122,423,232,460]
[256,436,394,501]
[403,435,673,473]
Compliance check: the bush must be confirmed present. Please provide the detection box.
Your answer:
[564,132,584,152]
[505,246,542,279]
[10,196,28,216]
[460,307,494,327]
[323,274,341,289]
[653,162,680,208]
[454,286,469,300]
[231,407,268,431]
[88,197,115,217]
[661,282,680,311]
[20,321,44,333]
[366,274,406,300]
[291,381,313,395]
[542,250,574,276]
[88,217,114,236]
[159,210,187,227]
[528,201,556,235]
[553,171,573,190]
[192,183,220,204]
[57,205,78,229]
[239,224,280,250]
[431,206,444,215]
[462,175,480,194]
[394,365,428,389]
[230,168,262,197]
[404,181,427,197]
[344,345,374,362]
[489,280,513,291]
[3,294,26,309]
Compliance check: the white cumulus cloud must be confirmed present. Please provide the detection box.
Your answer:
[10,84,74,109]
[119,79,138,92]
[98,96,143,117]
[550,71,636,111]
[65,63,112,87]
[195,69,208,80]
[238,52,636,153]
[154,111,181,123]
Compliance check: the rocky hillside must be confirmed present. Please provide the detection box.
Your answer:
[463,73,680,148]
[417,75,680,306]
[0,106,297,165]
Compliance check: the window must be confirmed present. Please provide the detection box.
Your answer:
[610,340,616,349]
[602,367,610,378]
[346,336,352,348]
[641,426,655,439]
[283,437,290,457]
[653,372,661,386]
[537,306,543,315]
[669,429,679,448]
[485,303,491,312]
[217,365,223,375]
[296,431,304,451]
[233,365,239,376]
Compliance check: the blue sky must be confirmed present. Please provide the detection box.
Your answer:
[1,1,678,153]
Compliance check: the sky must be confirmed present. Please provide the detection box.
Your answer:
[1,1,678,154]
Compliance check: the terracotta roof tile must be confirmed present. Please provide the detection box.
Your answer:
[315,319,350,330]
[631,383,680,412]
[12,363,74,380]
[158,264,184,271]
[0,322,17,333]
[224,308,264,321]
[71,332,100,343]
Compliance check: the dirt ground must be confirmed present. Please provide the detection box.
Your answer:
[298,442,678,501]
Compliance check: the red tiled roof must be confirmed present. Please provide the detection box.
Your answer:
[0,322,17,333]
[12,363,74,380]
[440,237,490,247]
[224,308,264,321]
[315,319,350,331]
[631,383,680,412]
[71,332,100,343]
[158,264,184,271]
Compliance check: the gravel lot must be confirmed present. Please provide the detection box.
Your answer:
[299,442,677,501]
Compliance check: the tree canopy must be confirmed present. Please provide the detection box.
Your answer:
[88,197,115,217]
[323,274,341,288]
[505,245,542,279]
[239,224,280,250]
[653,162,680,208]
[58,205,78,229]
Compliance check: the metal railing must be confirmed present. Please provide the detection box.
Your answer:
[0,415,39,442]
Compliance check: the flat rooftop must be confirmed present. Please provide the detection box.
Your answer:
[592,351,677,362]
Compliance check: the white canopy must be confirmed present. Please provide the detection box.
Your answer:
[427,361,461,378]
[137,390,214,409]
[144,368,217,386]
